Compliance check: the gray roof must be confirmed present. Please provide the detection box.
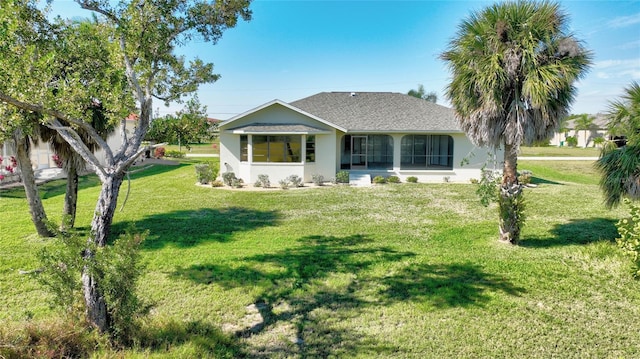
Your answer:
[290,92,460,133]
[564,113,609,130]
[227,123,330,134]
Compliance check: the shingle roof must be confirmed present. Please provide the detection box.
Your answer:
[290,92,460,133]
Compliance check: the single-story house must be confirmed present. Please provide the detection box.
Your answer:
[0,117,136,181]
[218,92,501,184]
[549,113,612,148]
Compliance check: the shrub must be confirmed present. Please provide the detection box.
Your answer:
[154,147,165,158]
[195,163,217,184]
[372,175,387,184]
[616,199,640,277]
[565,136,578,147]
[257,174,270,188]
[470,178,479,184]
[312,173,324,186]
[443,176,451,183]
[279,179,290,189]
[0,318,103,359]
[221,172,236,186]
[231,178,244,188]
[518,170,532,185]
[37,227,148,344]
[287,175,303,187]
[165,150,185,158]
[593,136,605,147]
[387,175,401,183]
[210,180,224,187]
[406,176,418,183]
[335,170,350,184]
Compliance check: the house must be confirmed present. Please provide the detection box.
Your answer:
[549,113,612,148]
[218,92,500,184]
[0,116,137,181]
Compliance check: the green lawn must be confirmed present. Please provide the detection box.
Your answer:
[2,159,639,358]
[519,145,600,157]
[163,141,219,155]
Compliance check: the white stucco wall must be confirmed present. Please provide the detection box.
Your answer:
[219,103,338,184]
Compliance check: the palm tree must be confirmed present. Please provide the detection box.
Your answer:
[441,1,591,243]
[570,113,596,148]
[39,102,114,228]
[596,82,640,208]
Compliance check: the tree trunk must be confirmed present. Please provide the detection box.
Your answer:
[62,160,78,229]
[83,171,125,332]
[499,143,523,244]
[82,266,109,332]
[14,130,53,238]
[91,172,125,247]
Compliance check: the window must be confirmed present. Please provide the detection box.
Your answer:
[401,135,453,170]
[252,135,302,163]
[306,135,315,162]
[240,135,248,162]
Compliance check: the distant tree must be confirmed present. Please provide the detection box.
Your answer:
[570,113,596,148]
[441,1,591,244]
[147,95,211,151]
[596,82,640,208]
[407,84,437,103]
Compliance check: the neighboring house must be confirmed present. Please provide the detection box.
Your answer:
[0,117,137,179]
[218,92,501,184]
[549,113,611,147]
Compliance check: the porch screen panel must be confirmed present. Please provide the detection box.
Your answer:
[367,135,393,169]
[401,135,453,170]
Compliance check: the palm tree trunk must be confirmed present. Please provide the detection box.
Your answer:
[14,130,53,238]
[62,159,79,229]
[499,143,524,244]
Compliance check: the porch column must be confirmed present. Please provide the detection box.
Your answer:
[392,134,402,172]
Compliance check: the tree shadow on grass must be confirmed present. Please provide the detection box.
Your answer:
[173,234,524,357]
[111,207,280,249]
[530,176,563,185]
[521,217,619,248]
[377,262,525,309]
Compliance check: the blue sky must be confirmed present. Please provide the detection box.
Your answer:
[52,0,640,119]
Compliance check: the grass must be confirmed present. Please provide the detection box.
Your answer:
[2,158,640,358]
[519,145,600,157]
[163,141,219,155]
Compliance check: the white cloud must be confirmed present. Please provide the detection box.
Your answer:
[618,40,640,50]
[593,59,640,80]
[607,13,640,28]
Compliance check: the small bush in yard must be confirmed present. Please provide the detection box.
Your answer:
[312,174,324,186]
[232,178,244,188]
[279,179,290,189]
[288,175,303,187]
[222,172,236,186]
[154,147,165,158]
[257,174,270,188]
[518,170,533,185]
[387,175,401,183]
[616,199,640,277]
[407,176,418,183]
[165,150,185,158]
[211,180,224,187]
[335,170,350,184]
[195,163,218,184]
[372,176,387,184]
